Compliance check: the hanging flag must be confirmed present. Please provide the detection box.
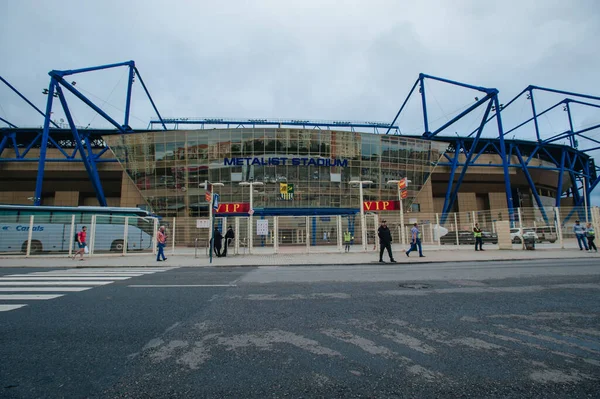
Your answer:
[398,178,407,190]
[280,183,294,200]
[401,190,408,199]
[205,183,212,202]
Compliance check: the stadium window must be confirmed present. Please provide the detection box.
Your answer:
[411,203,421,213]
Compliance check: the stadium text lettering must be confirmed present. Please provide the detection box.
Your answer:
[224,157,348,167]
[215,203,250,214]
[363,201,400,211]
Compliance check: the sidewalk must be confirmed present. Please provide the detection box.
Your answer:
[0,244,597,268]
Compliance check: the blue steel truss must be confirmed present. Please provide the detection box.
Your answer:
[386,73,599,224]
[2,65,599,218]
[0,61,166,206]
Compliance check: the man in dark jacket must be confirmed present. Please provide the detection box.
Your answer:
[377,220,396,263]
[213,227,223,257]
[222,226,235,257]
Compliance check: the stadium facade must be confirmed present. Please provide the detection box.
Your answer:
[1,62,598,228]
[0,127,577,220]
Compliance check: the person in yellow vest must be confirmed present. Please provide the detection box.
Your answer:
[473,223,483,251]
[343,230,354,252]
[586,222,597,253]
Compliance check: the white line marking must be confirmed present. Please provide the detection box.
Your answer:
[0,304,27,312]
[0,281,112,286]
[128,284,238,288]
[0,277,130,281]
[0,287,93,292]
[13,275,143,278]
[20,273,146,276]
[0,294,64,300]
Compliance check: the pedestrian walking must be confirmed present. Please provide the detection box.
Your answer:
[73,226,87,261]
[377,220,396,263]
[222,226,234,257]
[406,222,424,257]
[343,230,353,252]
[473,223,484,251]
[156,225,167,262]
[213,227,223,257]
[586,222,597,253]
[573,220,589,251]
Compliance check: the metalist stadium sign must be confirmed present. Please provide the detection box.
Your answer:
[224,157,348,167]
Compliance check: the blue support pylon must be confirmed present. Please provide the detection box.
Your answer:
[34,79,57,206]
[30,60,167,206]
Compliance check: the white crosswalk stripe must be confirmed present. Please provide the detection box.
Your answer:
[0,287,92,292]
[0,268,173,313]
[0,304,27,312]
[0,277,133,281]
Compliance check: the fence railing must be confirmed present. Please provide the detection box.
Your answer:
[1,206,597,257]
[0,214,158,257]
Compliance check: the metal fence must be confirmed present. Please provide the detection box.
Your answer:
[166,206,600,257]
[0,214,158,257]
[2,206,598,257]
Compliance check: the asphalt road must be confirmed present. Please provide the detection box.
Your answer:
[1,259,600,398]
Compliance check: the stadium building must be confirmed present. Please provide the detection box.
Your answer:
[1,63,598,248]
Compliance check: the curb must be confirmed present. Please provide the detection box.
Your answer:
[2,256,583,269]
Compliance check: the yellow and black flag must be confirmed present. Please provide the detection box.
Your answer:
[280,183,294,200]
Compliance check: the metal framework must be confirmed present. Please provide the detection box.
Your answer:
[2,64,599,220]
[385,73,599,223]
[1,61,166,206]
[150,117,399,133]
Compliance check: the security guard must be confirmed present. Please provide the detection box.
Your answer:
[343,230,354,252]
[473,223,483,251]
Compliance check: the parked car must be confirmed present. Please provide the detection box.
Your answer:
[510,228,539,244]
[533,226,557,243]
[440,231,498,245]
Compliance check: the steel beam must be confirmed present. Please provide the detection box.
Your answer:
[0,76,59,128]
[133,67,167,131]
[495,96,515,213]
[55,85,107,206]
[419,75,429,135]
[34,79,57,205]
[514,146,549,223]
[442,100,494,217]
[385,78,419,135]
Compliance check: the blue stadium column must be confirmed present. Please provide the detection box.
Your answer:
[419,75,429,135]
[555,150,566,207]
[56,84,107,206]
[34,79,57,205]
[495,96,515,214]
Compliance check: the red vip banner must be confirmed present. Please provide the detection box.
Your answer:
[215,203,250,214]
[363,200,400,212]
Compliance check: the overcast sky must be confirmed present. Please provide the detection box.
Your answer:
[2,0,600,203]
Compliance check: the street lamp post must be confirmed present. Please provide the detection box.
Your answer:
[200,181,224,263]
[239,181,264,254]
[349,180,373,251]
[387,179,411,245]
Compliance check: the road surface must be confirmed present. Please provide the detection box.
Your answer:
[1,259,599,398]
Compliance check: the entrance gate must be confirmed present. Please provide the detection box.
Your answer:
[208,213,378,255]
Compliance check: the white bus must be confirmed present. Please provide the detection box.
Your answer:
[0,205,156,254]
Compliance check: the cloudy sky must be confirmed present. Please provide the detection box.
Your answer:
[2,0,600,202]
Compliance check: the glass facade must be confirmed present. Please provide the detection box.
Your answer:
[106,129,447,217]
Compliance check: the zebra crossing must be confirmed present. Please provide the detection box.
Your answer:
[0,268,173,313]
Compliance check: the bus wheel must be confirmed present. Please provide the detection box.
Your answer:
[22,240,43,254]
[111,240,125,252]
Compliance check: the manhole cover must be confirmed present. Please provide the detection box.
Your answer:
[399,283,431,290]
